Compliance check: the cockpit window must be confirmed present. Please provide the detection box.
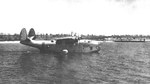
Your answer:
[56,39,78,45]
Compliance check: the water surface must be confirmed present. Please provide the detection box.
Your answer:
[0,42,150,84]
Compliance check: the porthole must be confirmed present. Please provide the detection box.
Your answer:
[90,47,93,50]
[47,45,50,47]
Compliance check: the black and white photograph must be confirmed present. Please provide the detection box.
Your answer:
[0,0,150,84]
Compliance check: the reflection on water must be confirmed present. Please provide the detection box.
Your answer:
[17,52,90,84]
[0,43,150,84]
[19,52,35,75]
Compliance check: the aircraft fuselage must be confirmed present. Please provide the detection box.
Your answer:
[20,39,100,53]
[19,28,100,54]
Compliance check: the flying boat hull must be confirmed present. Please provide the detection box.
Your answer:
[20,28,100,54]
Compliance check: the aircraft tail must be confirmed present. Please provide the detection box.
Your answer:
[28,28,36,40]
[20,28,27,41]
[20,28,36,43]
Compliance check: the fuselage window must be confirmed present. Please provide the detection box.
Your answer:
[90,47,93,50]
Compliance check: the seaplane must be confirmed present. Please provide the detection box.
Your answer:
[20,28,101,54]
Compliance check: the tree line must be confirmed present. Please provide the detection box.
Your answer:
[0,33,150,41]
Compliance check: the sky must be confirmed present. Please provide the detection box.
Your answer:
[0,0,150,35]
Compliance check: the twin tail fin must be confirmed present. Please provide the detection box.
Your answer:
[20,28,36,42]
